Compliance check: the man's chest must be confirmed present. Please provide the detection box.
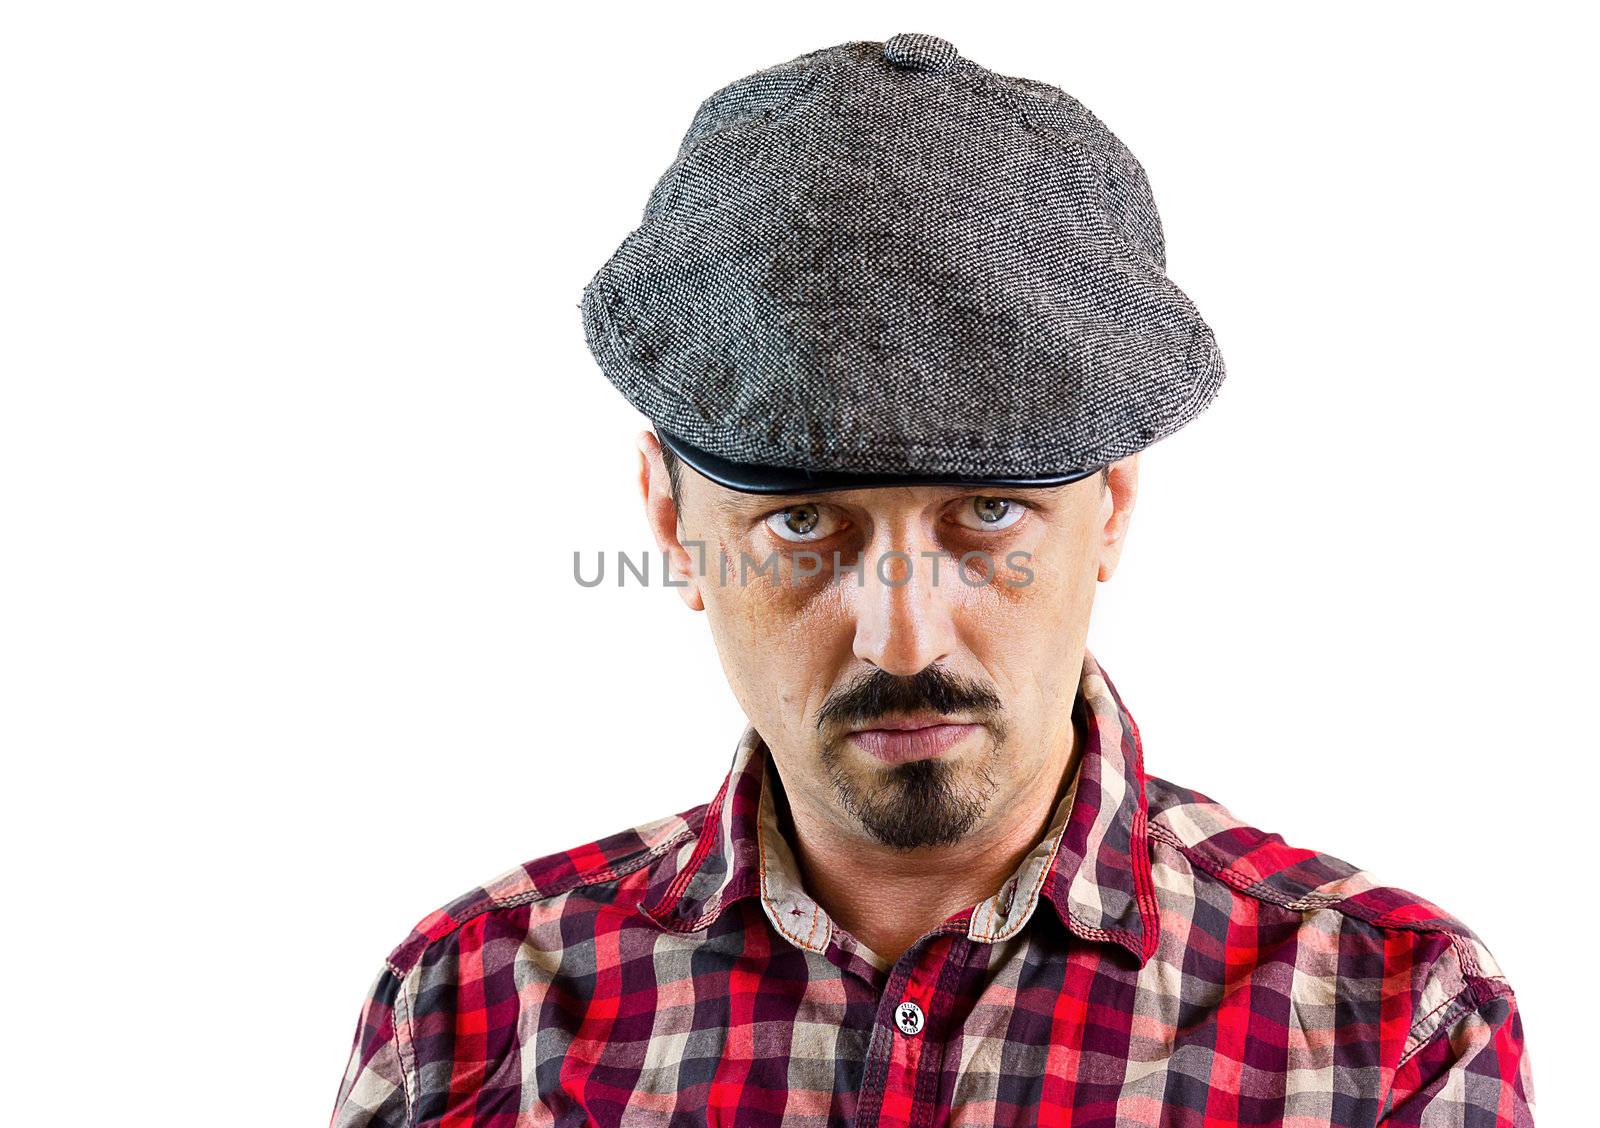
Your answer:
[403,919,1393,1127]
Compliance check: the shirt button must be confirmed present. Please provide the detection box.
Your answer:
[893,1000,925,1036]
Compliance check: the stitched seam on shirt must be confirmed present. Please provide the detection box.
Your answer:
[1124,730,1162,962]
[400,825,701,968]
[1449,929,1514,1010]
[1397,982,1480,1069]
[512,826,699,909]
[507,830,694,910]
[970,827,1059,942]
[1066,915,1127,941]
[1147,822,1432,922]
[1395,934,1516,1068]
[1147,822,1308,908]
[1381,984,1512,1117]
[1063,907,1143,950]
[1448,930,1484,982]
[392,965,418,1123]
[653,785,729,919]
[757,782,825,950]
[1156,816,1474,935]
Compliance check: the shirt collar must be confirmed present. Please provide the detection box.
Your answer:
[640,649,1159,968]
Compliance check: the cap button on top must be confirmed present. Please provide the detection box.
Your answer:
[883,33,959,74]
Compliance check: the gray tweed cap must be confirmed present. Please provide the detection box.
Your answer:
[578,32,1225,494]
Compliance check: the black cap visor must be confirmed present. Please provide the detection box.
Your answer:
[656,428,1101,496]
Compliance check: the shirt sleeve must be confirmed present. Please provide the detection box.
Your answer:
[329,965,413,1128]
[1379,985,1535,1126]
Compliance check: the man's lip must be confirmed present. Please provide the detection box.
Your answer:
[845,722,983,764]
[849,715,975,733]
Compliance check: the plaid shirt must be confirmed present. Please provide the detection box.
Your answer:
[331,652,1534,1126]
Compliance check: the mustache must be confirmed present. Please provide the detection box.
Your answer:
[816,663,1003,732]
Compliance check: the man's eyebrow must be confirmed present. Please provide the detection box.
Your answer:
[707,490,826,516]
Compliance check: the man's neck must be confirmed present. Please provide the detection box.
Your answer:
[773,718,1084,968]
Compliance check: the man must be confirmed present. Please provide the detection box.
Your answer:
[331,33,1534,1127]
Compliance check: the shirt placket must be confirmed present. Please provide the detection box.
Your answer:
[853,920,974,1128]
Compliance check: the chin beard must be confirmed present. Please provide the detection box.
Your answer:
[822,745,999,851]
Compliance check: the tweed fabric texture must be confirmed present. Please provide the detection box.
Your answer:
[330,653,1532,1126]
[578,33,1225,479]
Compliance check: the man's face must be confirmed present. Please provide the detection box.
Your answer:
[638,434,1138,853]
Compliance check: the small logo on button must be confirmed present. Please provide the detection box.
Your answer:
[894,1000,925,1036]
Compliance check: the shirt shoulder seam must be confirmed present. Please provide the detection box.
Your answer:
[1145,821,1471,935]
[384,819,702,977]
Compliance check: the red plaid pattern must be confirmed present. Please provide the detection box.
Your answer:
[331,652,1534,1126]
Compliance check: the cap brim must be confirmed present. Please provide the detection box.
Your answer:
[655,428,1100,495]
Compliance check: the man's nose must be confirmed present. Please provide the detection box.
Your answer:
[848,535,961,677]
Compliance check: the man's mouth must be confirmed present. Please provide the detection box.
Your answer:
[845,716,983,764]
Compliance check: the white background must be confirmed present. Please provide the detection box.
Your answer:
[2,3,1591,1124]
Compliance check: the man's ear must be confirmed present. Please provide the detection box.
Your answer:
[636,430,705,612]
[1096,453,1140,583]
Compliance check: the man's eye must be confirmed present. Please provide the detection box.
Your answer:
[954,496,1025,531]
[764,504,839,542]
